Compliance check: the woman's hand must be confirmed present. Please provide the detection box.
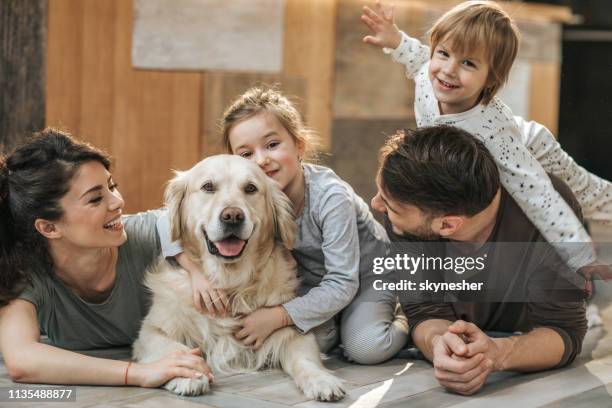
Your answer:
[129,347,214,388]
[361,0,402,49]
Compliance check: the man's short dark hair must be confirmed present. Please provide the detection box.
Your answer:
[378,125,500,217]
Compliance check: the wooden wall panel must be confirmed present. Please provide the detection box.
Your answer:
[334,0,427,120]
[132,0,285,72]
[46,0,202,213]
[0,0,47,151]
[529,62,560,135]
[283,0,337,150]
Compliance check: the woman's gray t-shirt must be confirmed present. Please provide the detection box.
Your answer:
[18,211,161,350]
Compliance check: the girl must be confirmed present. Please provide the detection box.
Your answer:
[159,87,408,364]
[0,129,212,386]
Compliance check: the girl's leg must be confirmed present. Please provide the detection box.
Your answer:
[311,316,340,353]
[340,285,408,365]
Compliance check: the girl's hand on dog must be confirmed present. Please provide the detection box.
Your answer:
[176,252,229,316]
[235,306,293,349]
[361,0,402,49]
[130,347,214,387]
[191,272,229,317]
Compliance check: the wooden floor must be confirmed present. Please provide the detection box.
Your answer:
[2,228,612,407]
[0,330,610,408]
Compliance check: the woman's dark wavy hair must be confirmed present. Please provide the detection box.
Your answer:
[378,125,500,217]
[0,128,111,306]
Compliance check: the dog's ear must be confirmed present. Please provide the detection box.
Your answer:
[270,184,297,250]
[165,170,188,242]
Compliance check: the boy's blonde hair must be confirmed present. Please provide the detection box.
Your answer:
[429,0,520,105]
[221,87,318,161]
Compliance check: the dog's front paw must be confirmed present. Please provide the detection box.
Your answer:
[164,376,210,396]
[300,372,345,402]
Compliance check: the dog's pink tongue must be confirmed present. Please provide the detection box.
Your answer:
[215,238,246,257]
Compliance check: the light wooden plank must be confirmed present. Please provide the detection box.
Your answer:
[448,362,612,408]
[78,0,117,151]
[123,393,215,408]
[213,369,288,393]
[236,359,420,405]
[529,61,560,135]
[70,385,157,406]
[240,378,307,405]
[132,0,284,72]
[190,390,293,408]
[540,384,612,408]
[332,358,429,387]
[283,0,337,151]
[296,369,441,408]
[46,0,84,134]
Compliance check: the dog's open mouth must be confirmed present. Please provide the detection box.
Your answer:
[204,231,248,259]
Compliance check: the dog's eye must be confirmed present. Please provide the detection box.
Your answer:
[201,182,215,192]
[244,183,258,194]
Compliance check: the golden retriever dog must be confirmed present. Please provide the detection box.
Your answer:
[133,155,345,401]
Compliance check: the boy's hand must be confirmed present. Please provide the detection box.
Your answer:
[191,272,229,317]
[361,1,402,49]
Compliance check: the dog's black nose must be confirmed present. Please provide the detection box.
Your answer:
[220,207,245,225]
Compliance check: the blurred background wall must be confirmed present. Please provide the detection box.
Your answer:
[1,0,611,213]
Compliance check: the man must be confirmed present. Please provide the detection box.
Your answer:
[371,125,588,395]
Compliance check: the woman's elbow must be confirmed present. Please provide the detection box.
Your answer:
[4,352,36,383]
[6,360,30,383]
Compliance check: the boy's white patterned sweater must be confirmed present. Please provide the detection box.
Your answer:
[385,31,603,270]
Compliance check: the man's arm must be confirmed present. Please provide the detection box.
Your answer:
[491,327,566,371]
[449,321,567,372]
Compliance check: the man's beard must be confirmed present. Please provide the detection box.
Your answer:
[405,222,440,241]
[384,213,441,241]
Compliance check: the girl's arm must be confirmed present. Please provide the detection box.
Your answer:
[361,1,430,78]
[481,114,596,271]
[235,189,361,348]
[516,116,612,225]
[156,211,227,315]
[0,299,211,386]
[282,189,361,333]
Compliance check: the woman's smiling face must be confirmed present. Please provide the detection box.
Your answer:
[53,161,126,248]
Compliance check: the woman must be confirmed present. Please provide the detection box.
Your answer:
[0,128,212,386]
